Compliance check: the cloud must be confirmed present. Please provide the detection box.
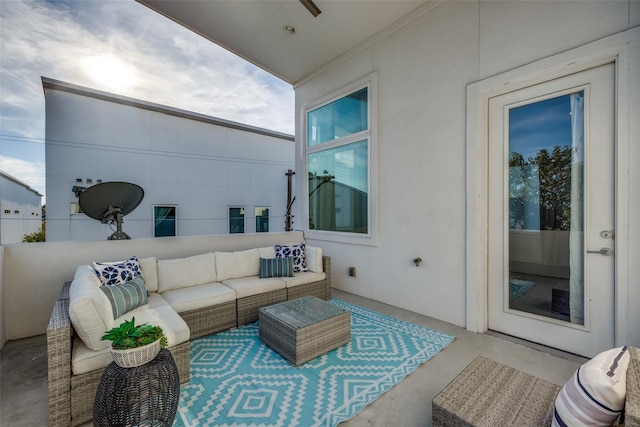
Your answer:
[0,0,294,196]
[0,155,45,196]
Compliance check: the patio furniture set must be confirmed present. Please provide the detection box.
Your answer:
[47,237,331,427]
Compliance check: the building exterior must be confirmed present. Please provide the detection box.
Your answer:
[0,171,42,244]
[141,0,640,358]
[43,78,294,242]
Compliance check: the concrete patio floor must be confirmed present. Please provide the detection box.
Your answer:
[0,289,586,426]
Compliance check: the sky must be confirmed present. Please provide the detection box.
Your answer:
[0,0,295,200]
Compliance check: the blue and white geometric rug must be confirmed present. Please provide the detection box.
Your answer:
[173,299,455,427]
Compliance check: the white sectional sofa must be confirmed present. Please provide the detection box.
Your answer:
[47,234,330,427]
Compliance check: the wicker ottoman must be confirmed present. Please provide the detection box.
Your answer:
[432,356,561,427]
[259,296,351,366]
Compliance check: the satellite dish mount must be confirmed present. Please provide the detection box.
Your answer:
[79,182,144,241]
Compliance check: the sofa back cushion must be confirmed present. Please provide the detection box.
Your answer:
[138,257,158,292]
[305,246,323,273]
[157,252,216,293]
[215,249,260,281]
[69,265,114,351]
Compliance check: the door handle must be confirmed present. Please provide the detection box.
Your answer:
[586,247,613,256]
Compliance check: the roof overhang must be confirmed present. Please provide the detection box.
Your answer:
[137,0,434,85]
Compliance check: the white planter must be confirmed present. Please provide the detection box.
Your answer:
[110,340,161,368]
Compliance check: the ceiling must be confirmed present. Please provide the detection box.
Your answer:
[138,0,430,85]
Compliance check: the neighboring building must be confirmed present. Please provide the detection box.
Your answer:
[141,1,640,358]
[43,78,294,242]
[0,171,42,244]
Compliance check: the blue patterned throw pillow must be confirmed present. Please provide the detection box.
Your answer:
[260,257,294,278]
[274,242,307,272]
[93,256,143,286]
[100,276,148,319]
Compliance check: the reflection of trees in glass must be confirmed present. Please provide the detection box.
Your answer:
[510,145,578,231]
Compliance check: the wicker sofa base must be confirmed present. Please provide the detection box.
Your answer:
[237,288,287,325]
[181,300,237,339]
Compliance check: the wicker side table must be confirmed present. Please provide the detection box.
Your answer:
[94,348,180,427]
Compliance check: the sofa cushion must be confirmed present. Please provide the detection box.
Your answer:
[113,295,190,347]
[222,276,286,299]
[160,283,236,313]
[258,246,276,259]
[138,256,158,292]
[100,277,148,319]
[260,257,294,278]
[275,242,308,272]
[215,249,260,281]
[69,270,114,351]
[281,271,327,288]
[305,245,323,273]
[553,346,630,427]
[157,252,216,293]
[71,293,188,375]
[92,256,143,286]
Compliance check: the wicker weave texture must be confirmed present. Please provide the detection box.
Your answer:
[237,288,287,325]
[287,279,330,301]
[94,349,179,427]
[432,357,560,427]
[627,347,640,427]
[259,297,351,366]
[180,300,237,339]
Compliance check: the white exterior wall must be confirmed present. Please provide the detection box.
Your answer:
[295,0,639,346]
[44,81,294,242]
[0,172,42,244]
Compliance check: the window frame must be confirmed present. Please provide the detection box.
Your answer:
[229,206,246,234]
[254,206,269,233]
[302,73,378,245]
[153,205,177,237]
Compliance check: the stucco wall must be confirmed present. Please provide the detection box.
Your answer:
[44,83,294,242]
[296,0,639,339]
[0,231,304,346]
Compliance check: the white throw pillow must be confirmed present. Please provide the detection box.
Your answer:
[552,346,630,426]
[68,272,114,351]
[305,245,323,273]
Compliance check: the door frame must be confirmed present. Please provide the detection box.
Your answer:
[465,29,635,349]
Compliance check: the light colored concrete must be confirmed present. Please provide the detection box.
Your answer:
[0,289,584,426]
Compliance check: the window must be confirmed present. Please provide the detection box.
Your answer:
[255,207,269,232]
[304,74,376,243]
[229,207,245,234]
[154,206,176,237]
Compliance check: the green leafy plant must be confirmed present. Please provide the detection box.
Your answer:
[101,317,168,350]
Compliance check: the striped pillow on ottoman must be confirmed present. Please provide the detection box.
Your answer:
[553,346,630,426]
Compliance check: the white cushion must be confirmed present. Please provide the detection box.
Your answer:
[215,249,260,281]
[68,270,114,351]
[71,294,189,375]
[71,337,112,375]
[222,276,285,298]
[157,252,216,293]
[139,257,158,292]
[305,246,323,273]
[161,283,236,313]
[553,346,630,426]
[282,271,326,288]
[113,298,190,348]
[258,246,276,259]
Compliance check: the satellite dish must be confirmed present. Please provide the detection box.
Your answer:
[79,181,144,240]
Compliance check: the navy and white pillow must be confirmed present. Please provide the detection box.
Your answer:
[274,242,308,272]
[92,256,143,286]
[552,346,629,427]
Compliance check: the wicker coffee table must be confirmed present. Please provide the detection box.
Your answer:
[259,296,351,366]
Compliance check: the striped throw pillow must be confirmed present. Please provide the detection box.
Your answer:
[100,276,148,319]
[552,346,629,427]
[260,257,294,278]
